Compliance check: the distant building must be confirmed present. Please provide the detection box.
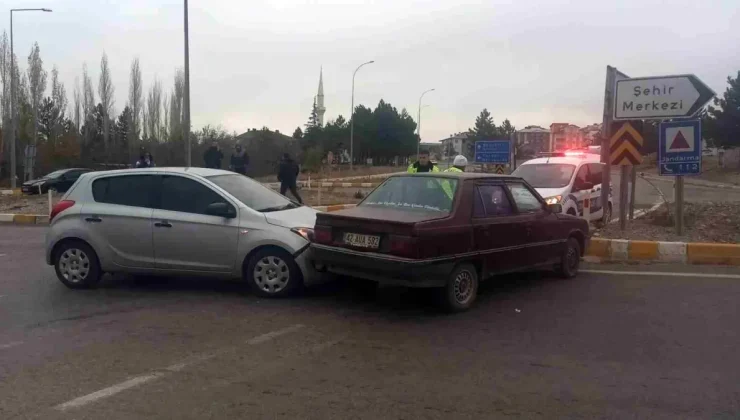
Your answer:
[439,132,474,160]
[580,123,602,146]
[515,126,550,155]
[550,123,584,151]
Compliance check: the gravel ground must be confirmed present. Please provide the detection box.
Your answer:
[598,202,740,243]
[0,193,60,215]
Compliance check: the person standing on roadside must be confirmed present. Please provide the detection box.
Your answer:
[407,149,439,173]
[444,155,467,173]
[135,147,153,168]
[229,144,249,175]
[278,153,303,204]
[203,141,224,169]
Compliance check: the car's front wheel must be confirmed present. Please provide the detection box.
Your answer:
[246,248,303,297]
[439,263,479,312]
[53,241,102,289]
[556,237,581,278]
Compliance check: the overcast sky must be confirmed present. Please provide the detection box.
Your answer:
[7,0,740,142]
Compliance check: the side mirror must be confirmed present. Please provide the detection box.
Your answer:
[206,202,236,218]
[548,203,563,213]
[575,181,594,192]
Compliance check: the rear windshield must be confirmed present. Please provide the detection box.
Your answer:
[511,164,576,188]
[361,176,457,215]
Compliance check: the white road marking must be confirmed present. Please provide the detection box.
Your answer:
[0,341,23,350]
[55,373,165,411]
[55,323,305,411]
[582,269,740,280]
[246,323,304,344]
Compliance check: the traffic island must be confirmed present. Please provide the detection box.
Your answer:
[588,201,740,266]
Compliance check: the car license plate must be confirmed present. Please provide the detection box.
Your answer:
[343,232,380,249]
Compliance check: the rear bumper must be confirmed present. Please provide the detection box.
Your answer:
[310,244,452,288]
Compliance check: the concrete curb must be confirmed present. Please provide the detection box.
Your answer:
[586,237,740,266]
[1,188,22,196]
[0,214,49,224]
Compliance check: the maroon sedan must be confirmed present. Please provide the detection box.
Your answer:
[310,172,588,312]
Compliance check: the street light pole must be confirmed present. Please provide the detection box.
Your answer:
[9,7,51,189]
[183,0,191,167]
[349,60,374,171]
[416,88,435,157]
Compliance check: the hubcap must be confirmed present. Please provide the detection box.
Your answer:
[59,248,90,283]
[253,256,290,293]
[453,270,475,305]
[566,246,578,272]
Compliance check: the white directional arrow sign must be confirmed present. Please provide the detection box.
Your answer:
[614,74,715,120]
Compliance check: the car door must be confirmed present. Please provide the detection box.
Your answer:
[586,163,604,222]
[82,174,156,268]
[59,170,82,192]
[152,174,240,273]
[471,183,529,275]
[506,182,561,267]
[569,164,591,217]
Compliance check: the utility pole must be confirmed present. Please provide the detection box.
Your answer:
[183,0,191,167]
[416,88,435,157]
[349,60,374,171]
[9,7,52,189]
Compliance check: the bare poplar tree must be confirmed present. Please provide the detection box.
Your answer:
[146,79,162,142]
[50,66,67,118]
[0,31,10,157]
[169,68,184,141]
[73,77,81,132]
[128,58,143,151]
[82,64,95,147]
[98,53,114,156]
[27,42,47,179]
[161,95,169,142]
[141,102,149,141]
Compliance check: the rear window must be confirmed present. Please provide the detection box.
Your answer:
[92,175,155,208]
[361,176,457,215]
[511,164,576,188]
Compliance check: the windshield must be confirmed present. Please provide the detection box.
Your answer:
[44,170,67,179]
[511,164,576,188]
[206,174,298,212]
[361,176,457,215]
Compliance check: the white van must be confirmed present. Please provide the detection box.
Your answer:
[511,152,612,224]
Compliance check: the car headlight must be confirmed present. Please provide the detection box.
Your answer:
[291,227,315,242]
[544,195,562,205]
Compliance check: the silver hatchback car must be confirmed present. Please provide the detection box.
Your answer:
[46,167,321,297]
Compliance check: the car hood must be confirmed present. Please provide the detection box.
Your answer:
[534,187,568,199]
[23,178,49,185]
[263,205,318,229]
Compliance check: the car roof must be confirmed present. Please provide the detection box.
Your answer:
[389,172,521,181]
[83,167,234,178]
[520,155,602,166]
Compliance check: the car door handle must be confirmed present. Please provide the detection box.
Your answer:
[154,221,172,228]
[85,216,102,223]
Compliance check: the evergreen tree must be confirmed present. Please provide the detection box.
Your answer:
[467,108,501,141]
[292,127,303,139]
[704,71,740,149]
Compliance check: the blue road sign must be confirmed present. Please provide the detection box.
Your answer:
[474,140,510,164]
[658,119,701,176]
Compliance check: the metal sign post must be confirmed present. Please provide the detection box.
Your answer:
[658,119,702,234]
[600,66,630,226]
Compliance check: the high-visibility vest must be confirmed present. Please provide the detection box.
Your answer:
[440,167,463,199]
[407,162,440,173]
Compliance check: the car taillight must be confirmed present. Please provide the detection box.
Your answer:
[50,200,75,222]
[389,235,417,258]
[314,226,332,244]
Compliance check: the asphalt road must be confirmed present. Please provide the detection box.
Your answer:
[2,225,740,419]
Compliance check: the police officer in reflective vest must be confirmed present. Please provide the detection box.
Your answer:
[441,155,468,199]
[407,149,439,173]
[445,155,468,173]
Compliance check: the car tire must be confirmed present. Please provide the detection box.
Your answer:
[438,263,479,313]
[53,240,103,289]
[556,237,581,279]
[246,248,303,298]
